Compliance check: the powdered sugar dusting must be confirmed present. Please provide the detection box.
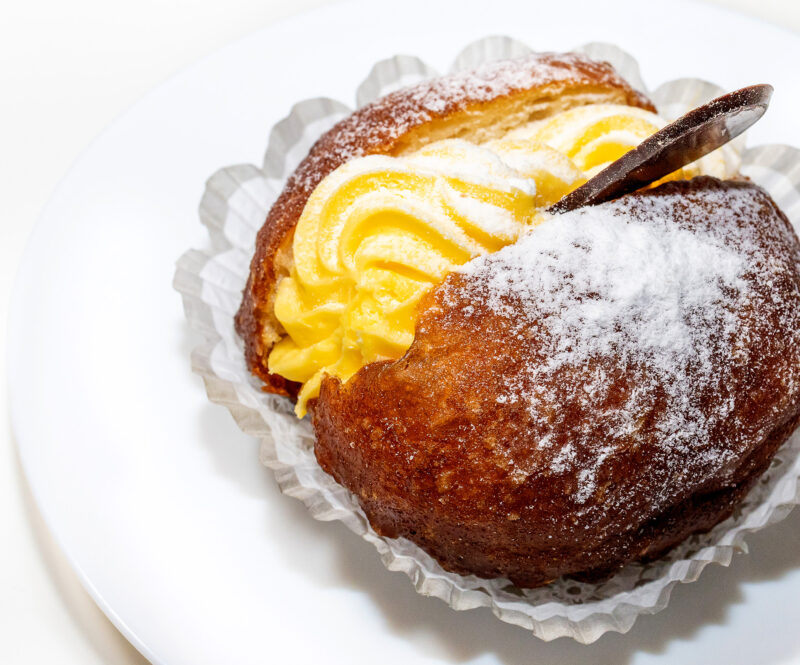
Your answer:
[447,181,800,509]
[467,201,747,377]
[285,53,651,195]
[440,183,525,240]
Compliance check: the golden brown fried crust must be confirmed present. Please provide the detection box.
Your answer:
[312,178,800,587]
[234,52,656,396]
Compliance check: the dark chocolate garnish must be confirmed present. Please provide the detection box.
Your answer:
[549,84,773,214]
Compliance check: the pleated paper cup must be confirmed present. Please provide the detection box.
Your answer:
[173,36,800,643]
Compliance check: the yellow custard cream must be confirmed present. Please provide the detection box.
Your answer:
[269,103,740,415]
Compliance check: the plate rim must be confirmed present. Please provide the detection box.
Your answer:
[10,1,800,662]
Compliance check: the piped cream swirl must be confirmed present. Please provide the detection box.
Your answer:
[268,103,741,416]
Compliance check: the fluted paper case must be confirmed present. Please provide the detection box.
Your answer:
[173,36,800,643]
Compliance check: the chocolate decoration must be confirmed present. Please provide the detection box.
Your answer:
[548,84,773,214]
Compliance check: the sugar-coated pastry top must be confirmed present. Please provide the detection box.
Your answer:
[313,178,800,587]
[452,182,796,507]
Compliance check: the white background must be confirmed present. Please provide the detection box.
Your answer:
[3,1,800,663]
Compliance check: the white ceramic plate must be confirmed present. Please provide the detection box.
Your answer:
[9,1,800,663]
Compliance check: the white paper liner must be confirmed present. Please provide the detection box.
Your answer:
[173,37,800,643]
